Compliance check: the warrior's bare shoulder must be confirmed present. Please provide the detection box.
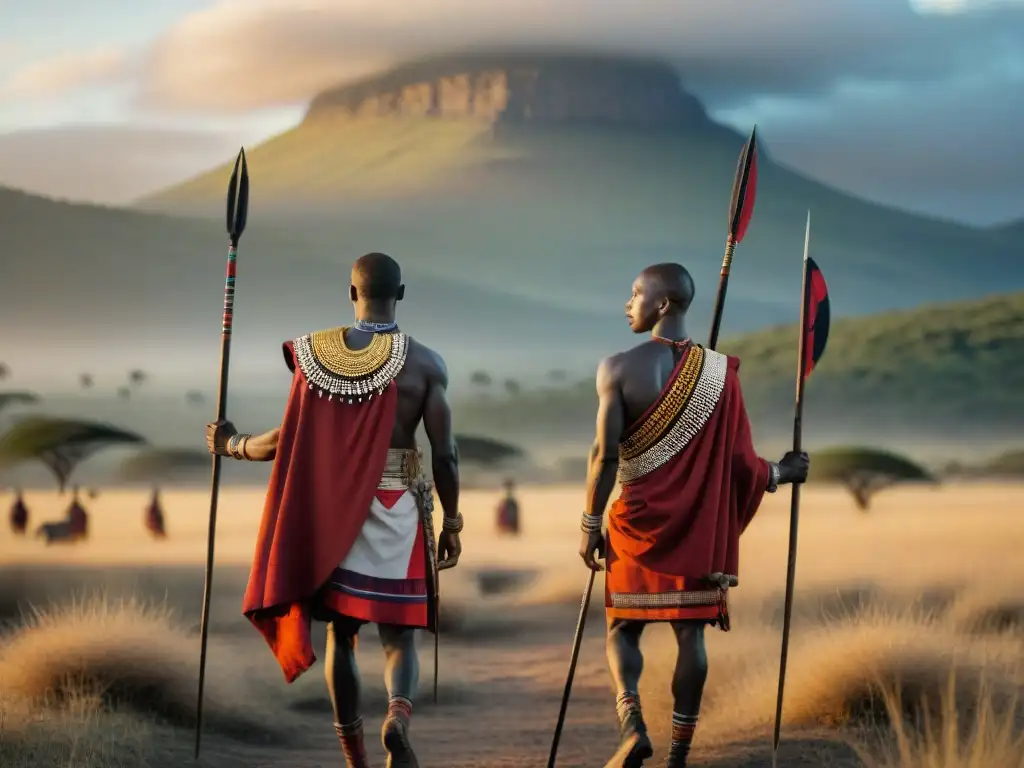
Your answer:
[405,336,449,387]
[597,341,657,388]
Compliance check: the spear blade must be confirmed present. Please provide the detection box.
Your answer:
[727,126,759,245]
[707,125,759,350]
[226,148,249,244]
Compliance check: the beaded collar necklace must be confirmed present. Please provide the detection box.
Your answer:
[354,319,398,333]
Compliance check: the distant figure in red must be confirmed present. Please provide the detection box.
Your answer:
[66,486,89,540]
[495,478,520,536]
[146,488,167,538]
[9,489,28,535]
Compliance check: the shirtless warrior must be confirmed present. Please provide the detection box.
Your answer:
[579,263,809,767]
[206,253,462,768]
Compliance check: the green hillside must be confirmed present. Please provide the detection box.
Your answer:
[453,291,1024,446]
[0,185,627,390]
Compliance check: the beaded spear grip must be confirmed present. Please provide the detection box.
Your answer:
[221,246,237,336]
[720,238,736,275]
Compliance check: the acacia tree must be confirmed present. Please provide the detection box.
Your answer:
[978,450,1024,478]
[809,446,935,511]
[0,417,146,492]
[454,434,524,466]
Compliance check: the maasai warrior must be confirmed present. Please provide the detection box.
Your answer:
[145,488,166,538]
[9,489,28,535]
[66,486,88,540]
[205,253,461,768]
[579,264,809,767]
[495,478,520,535]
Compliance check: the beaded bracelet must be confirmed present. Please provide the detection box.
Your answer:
[580,512,603,534]
[227,434,251,460]
[766,462,781,493]
[442,513,464,533]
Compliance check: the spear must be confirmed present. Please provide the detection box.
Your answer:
[771,212,831,766]
[546,566,597,768]
[194,148,249,760]
[707,126,759,350]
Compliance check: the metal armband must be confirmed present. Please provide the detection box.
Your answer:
[580,512,603,534]
[766,462,781,493]
[442,513,464,534]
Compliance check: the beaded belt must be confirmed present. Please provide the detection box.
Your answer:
[378,448,422,490]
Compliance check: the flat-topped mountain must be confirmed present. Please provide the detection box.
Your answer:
[117,50,1024,350]
[306,51,713,130]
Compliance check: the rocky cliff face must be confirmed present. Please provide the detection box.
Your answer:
[306,51,710,129]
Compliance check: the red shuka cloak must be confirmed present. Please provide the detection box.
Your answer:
[606,353,769,623]
[242,341,397,683]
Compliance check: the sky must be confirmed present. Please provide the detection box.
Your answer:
[0,0,1022,224]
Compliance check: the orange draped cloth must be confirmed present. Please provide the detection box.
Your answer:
[605,345,770,626]
[242,340,397,683]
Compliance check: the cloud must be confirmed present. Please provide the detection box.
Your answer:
[736,72,1024,224]
[4,1,1023,114]
[1,47,128,100]
[120,0,1024,113]
[911,0,1024,13]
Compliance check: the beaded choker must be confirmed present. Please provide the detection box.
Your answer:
[354,319,398,333]
[293,326,409,403]
[652,335,692,348]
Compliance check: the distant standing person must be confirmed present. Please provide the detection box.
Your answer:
[66,486,89,541]
[145,488,167,538]
[495,478,520,535]
[578,263,809,767]
[9,489,28,535]
[205,253,462,768]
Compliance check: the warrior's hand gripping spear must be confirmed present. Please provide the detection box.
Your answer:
[194,149,249,760]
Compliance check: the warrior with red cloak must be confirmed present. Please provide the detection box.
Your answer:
[578,264,809,768]
[206,253,462,768]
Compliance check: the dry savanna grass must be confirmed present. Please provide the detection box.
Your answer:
[856,678,1024,768]
[0,595,285,767]
[0,483,1021,767]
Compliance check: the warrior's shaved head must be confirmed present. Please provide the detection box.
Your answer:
[625,262,695,334]
[641,263,695,312]
[350,252,404,302]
